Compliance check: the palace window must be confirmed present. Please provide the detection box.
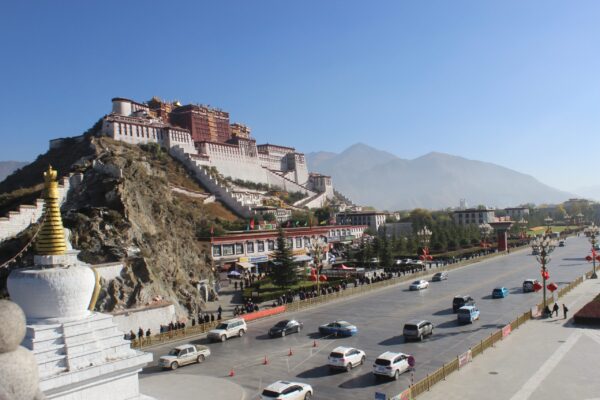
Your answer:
[257,241,265,252]
[286,238,293,249]
[267,240,275,251]
[246,242,254,253]
[235,243,244,254]
[212,245,221,257]
[295,237,302,248]
[222,244,234,256]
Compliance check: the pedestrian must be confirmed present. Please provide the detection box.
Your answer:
[192,317,196,326]
[130,330,136,341]
[217,305,223,318]
[138,327,144,340]
[234,281,238,290]
[210,313,215,322]
[563,304,569,319]
[552,303,559,317]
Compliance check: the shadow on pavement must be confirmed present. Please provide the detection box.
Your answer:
[255,333,274,341]
[140,365,164,375]
[378,335,405,346]
[295,365,330,378]
[435,320,459,329]
[338,372,383,389]
[432,308,454,316]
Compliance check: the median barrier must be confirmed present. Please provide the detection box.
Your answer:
[388,268,592,399]
[242,306,286,322]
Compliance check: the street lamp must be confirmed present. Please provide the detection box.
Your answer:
[416,226,433,264]
[479,223,493,249]
[531,231,557,313]
[584,224,599,279]
[310,236,328,294]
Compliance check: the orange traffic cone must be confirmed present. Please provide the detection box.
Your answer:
[313,340,318,348]
[263,355,269,365]
[229,368,235,377]
[288,348,293,356]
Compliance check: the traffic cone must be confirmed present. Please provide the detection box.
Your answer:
[288,348,293,356]
[263,355,269,365]
[229,368,235,377]
[313,340,318,348]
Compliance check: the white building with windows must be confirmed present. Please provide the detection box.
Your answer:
[453,208,496,226]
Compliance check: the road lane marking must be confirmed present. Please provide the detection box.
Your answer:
[509,330,582,400]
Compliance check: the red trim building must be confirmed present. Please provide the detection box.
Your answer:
[206,225,367,272]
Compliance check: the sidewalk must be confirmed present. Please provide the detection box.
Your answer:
[418,276,600,400]
[140,373,245,400]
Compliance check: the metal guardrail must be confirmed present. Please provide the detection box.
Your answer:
[129,247,529,350]
[396,269,592,399]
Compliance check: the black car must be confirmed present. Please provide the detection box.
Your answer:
[268,320,303,337]
[452,295,475,312]
[432,271,448,281]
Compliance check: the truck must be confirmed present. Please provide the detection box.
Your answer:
[158,344,211,370]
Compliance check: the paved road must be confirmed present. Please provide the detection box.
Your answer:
[140,236,592,400]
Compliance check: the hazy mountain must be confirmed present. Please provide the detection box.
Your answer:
[0,161,28,183]
[574,185,600,202]
[306,144,573,210]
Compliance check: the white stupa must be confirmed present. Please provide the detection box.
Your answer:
[7,166,153,400]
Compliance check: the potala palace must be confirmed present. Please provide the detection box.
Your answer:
[97,97,337,214]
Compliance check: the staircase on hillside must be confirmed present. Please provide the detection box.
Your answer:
[169,146,253,218]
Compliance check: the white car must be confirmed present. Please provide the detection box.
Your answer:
[373,351,412,380]
[158,344,210,370]
[207,318,247,342]
[260,380,313,400]
[409,279,429,290]
[327,346,366,372]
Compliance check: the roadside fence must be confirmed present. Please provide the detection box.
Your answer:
[389,270,593,400]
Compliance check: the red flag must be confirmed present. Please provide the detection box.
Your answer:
[250,219,255,230]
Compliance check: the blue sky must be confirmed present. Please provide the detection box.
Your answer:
[1,1,599,193]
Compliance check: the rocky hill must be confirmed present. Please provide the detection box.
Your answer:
[1,135,238,317]
[307,143,573,210]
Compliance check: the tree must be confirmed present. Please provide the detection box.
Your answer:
[271,229,298,288]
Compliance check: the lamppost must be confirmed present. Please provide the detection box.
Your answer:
[479,223,493,251]
[310,236,328,294]
[584,224,599,279]
[531,231,557,313]
[416,226,433,265]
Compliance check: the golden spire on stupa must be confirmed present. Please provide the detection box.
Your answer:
[35,166,67,255]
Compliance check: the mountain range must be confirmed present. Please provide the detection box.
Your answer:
[306,143,574,210]
[0,161,28,183]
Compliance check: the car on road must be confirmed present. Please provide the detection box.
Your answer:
[403,320,434,341]
[327,346,366,372]
[457,306,480,324]
[558,240,565,247]
[492,287,509,298]
[522,279,540,293]
[432,271,448,281]
[260,380,313,400]
[269,320,303,337]
[409,279,429,290]
[158,344,210,370]
[318,321,358,337]
[207,318,247,342]
[372,351,412,380]
[452,295,475,312]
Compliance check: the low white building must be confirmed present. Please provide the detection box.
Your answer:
[336,211,387,233]
[453,208,496,226]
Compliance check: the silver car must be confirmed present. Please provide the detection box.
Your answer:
[403,320,434,341]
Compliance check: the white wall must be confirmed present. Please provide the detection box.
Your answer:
[112,303,176,335]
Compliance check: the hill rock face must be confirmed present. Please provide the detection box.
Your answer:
[1,136,237,317]
[0,161,29,183]
[307,143,573,210]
